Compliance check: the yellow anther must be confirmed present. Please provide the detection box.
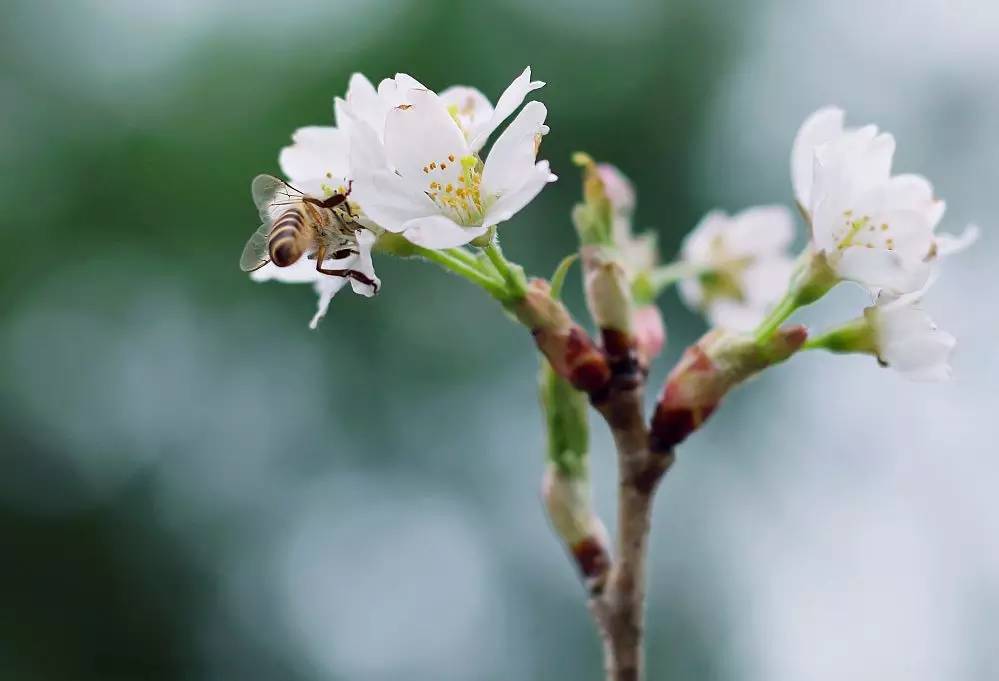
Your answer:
[445,184,454,193]
[430,162,437,170]
[448,154,456,162]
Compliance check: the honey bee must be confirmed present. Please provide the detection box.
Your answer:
[239,174,378,291]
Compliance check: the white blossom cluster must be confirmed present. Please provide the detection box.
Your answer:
[250,67,554,326]
[675,107,976,380]
[243,70,977,381]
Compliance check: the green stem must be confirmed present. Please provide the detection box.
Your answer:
[632,260,716,306]
[415,246,509,299]
[753,290,801,343]
[647,260,715,290]
[483,240,528,298]
[800,317,876,355]
[443,247,481,269]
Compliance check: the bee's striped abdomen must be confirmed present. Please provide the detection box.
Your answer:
[268,209,305,267]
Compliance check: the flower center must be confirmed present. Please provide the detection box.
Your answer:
[700,235,754,305]
[836,211,894,252]
[421,154,488,225]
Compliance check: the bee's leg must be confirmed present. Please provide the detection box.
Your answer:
[314,247,379,292]
[342,180,355,217]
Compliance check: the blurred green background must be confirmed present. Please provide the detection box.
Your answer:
[2,0,997,679]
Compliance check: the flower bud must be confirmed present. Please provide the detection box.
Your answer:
[634,304,667,366]
[582,245,635,339]
[571,152,613,245]
[596,162,636,219]
[542,465,611,593]
[650,326,808,452]
[511,279,611,395]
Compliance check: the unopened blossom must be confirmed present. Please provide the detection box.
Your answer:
[864,291,956,381]
[677,206,796,332]
[791,107,976,295]
[600,162,659,281]
[252,230,378,329]
[349,68,556,249]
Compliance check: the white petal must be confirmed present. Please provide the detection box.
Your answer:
[310,275,350,329]
[351,168,439,232]
[883,333,956,381]
[383,89,469,190]
[481,161,556,229]
[400,214,487,249]
[740,255,796,308]
[681,211,729,262]
[348,116,390,174]
[439,86,494,144]
[836,246,931,295]
[375,73,428,109]
[481,101,549,198]
[847,174,936,260]
[251,256,322,284]
[810,126,892,242]
[469,66,545,151]
[349,121,439,230]
[677,278,704,311]
[927,198,946,230]
[792,107,844,209]
[278,126,350,185]
[342,73,384,132]
[934,223,979,257]
[874,304,937,341]
[250,255,349,330]
[346,229,380,297]
[868,300,956,381]
[725,205,797,257]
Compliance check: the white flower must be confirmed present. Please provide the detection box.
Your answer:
[277,126,350,197]
[252,230,378,330]
[348,68,557,249]
[792,107,976,295]
[677,206,797,332]
[864,291,956,382]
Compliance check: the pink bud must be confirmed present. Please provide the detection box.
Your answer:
[634,305,667,365]
[596,163,636,217]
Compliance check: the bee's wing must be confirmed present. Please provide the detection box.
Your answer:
[239,221,273,272]
[251,174,304,221]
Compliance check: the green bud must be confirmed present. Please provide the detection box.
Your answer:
[539,361,590,479]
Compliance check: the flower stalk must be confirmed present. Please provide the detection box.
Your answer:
[539,360,611,593]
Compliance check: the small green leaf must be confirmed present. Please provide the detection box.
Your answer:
[549,253,579,300]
